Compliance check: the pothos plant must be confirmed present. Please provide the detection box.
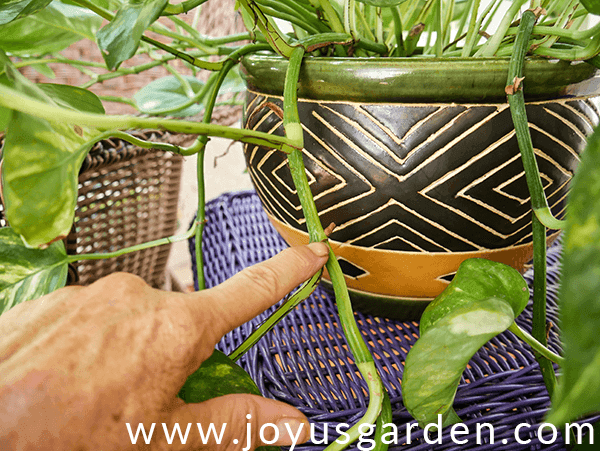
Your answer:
[1,0,600,448]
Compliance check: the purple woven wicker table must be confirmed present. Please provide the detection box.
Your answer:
[189,190,597,451]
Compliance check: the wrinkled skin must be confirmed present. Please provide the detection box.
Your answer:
[0,243,330,451]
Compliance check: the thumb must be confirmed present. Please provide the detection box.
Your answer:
[156,394,311,451]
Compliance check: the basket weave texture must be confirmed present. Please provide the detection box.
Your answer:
[190,190,600,451]
[3,1,245,286]
[1,131,183,288]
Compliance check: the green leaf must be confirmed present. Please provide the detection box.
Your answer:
[37,83,105,114]
[402,258,530,427]
[0,228,68,315]
[134,69,244,117]
[0,0,51,24]
[580,0,600,15]
[546,126,600,426]
[179,350,279,451]
[402,298,516,427]
[134,75,207,117]
[0,1,103,56]
[96,0,168,70]
[178,349,262,402]
[420,258,530,333]
[29,62,55,79]
[0,52,104,248]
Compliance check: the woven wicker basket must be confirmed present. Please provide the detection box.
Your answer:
[2,1,246,288]
[1,131,183,288]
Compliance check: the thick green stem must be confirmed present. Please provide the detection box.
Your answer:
[281,46,383,450]
[532,32,600,60]
[506,11,565,230]
[254,1,322,35]
[476,0,527,56]
[161,0,208,15]
[318,0,346,34]
[0,84,296,152]
[390,7,405,56]
[461,0,480,57]
[531,214,558,397]
[507,8,557,400]
[257,0,327,33]
[433,0,443,57]
[283,48,305,147]
[237,0,296,57]
[372,391,392,451]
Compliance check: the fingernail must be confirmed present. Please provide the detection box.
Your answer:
[306,242,329,258]
[274,418,309,445]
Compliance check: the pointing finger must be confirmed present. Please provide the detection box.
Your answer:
[187,242,329,344]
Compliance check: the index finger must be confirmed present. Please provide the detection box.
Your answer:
[187,242,330,344]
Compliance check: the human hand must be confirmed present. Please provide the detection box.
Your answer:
[0,242,330,451]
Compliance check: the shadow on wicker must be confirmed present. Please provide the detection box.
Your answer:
[1,131,183,288]
[190,190,599,451]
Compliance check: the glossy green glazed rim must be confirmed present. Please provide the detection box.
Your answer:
[241,53,599,102]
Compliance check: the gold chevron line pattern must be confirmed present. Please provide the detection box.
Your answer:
[243,91,598,266]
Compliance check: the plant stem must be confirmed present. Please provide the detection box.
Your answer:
[104,130,196,155]
[192,43,251,289]
[532,31,600,60]
[433,0,443,57]
[98,95,137,107]
[505,12,566,230]
[508,322,564,365]
[507,8,558,399]
[140,35,223,70]
[195,148,206,290]
[254,0,323,35]
[318,0,346,34]
[532,214,558,397]
[161,0,208,15]
[78,51,204,89]
[0,84,296,152]
[476,0,527,56]
[237,0,296,57]
[67,223,197,262]
[228,269,323,362]
[372,391,392,451]
[390,6,405,56]
[461,0,480,57]
[13,58,105,70]
[281,46,383,451]
[257,0,326,33]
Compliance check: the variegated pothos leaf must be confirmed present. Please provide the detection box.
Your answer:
[0,227,68,315]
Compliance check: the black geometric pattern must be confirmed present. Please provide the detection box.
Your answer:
[337,258,368,279]
[244,91,599,252]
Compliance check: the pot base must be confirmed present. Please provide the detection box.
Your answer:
[267,213,560,320]
[319,279,433,320]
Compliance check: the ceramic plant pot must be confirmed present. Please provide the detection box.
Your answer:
[241,54,600,320]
